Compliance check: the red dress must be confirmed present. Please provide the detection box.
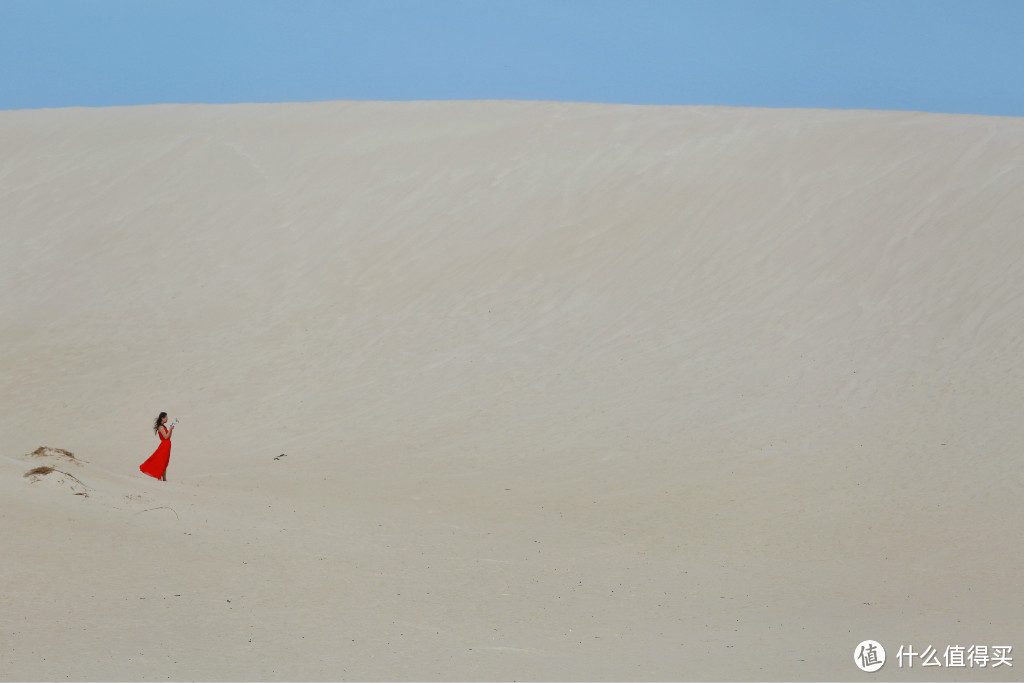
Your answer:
[140,429,171,479]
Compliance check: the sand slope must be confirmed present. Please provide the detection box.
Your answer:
[1,101,1023,680]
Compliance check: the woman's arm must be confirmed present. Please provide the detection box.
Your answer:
[160,425,174,439]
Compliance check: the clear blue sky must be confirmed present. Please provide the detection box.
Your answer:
[2,0,1022,116]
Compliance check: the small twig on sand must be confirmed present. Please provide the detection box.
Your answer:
[135,506,180,521]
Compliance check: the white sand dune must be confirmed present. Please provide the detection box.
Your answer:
[1,101,1022,680]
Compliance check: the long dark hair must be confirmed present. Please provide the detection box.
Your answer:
[154,412,167,435]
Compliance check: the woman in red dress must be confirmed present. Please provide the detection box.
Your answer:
[140,412,174,481]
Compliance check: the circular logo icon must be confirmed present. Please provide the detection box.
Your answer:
[854,640,886,672]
